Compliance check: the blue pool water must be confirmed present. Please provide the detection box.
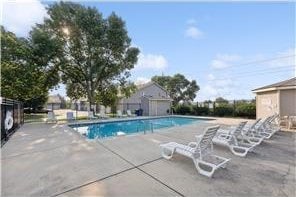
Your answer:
[70,117,208,139]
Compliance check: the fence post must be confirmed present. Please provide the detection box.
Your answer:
[233,100,236,117]
[12,99,15,130]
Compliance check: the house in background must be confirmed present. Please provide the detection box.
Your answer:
[46,95,62,110]
[117,81,172,116]
[252,77,296,119]
[70,98,89,111]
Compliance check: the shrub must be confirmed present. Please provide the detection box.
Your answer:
[214,103,234,117]
[193,105,210,116]
[235,103,256,118]
[174,104,192,115]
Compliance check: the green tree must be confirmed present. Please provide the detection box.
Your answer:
[1,26,59,109]
[152,74,199,105]
[215,97,229,104]
[40,2,139,108]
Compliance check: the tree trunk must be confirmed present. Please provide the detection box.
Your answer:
[89,101,92,112]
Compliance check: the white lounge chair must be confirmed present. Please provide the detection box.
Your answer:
[255,115,280,139]
[240,119,265,145]
[227,120,265,146]
[289,116,296,129]
[240,118,261,131]
[266,114,281,133]
[279,116,289,129]
[117,110,127,118]
[88,111,97,120]
[127,110,136,117]
[66,112,75,122]
[98,109,109,119]
[213,122,257,157]
[46,111,58,123]
[160,125,230,178]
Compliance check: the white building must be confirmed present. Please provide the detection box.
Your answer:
[46,95,62,110]
[117,82,172,116]
[252,77,296,119]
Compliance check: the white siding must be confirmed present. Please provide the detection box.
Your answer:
[119,83,168,104]
[279,89,296,116]
[117,83,170,113]
[47,103,61,110]
[141,97,150,116]
[256,90,279,119]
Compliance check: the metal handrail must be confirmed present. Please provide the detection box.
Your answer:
[136,120,154,134]
[150,122,154,133]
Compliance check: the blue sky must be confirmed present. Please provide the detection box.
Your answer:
[2,1,295,101]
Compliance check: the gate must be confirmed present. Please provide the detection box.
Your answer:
[1,97,24,146]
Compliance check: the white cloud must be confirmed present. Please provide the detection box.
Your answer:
[211,60,232,69]
[197,79,239,101]
[214,79,232,88]
[203,85,217,98]
[186,19,197,25]
[266,48,296,68]
[207,74,215,80]
[198,48,295,101]
[211,54,241,69]
[2,0,48,37]
[185,26,203,39]
[135,53,168,71]
[216,54,241,62]
[134,77,151,85]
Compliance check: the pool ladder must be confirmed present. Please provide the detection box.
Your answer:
[137,120,154,134]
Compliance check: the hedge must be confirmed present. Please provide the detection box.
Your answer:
[192,105,210,116]
[235,103,256,118]
[174,104,192,115]
[173,102,256,118]
[214,104,234,117]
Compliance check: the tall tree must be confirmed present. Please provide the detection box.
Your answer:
[40,2,140,108]
[1,26,60,109]
[152,74,199,105]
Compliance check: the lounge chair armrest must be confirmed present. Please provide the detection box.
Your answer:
[216,133,232,141]
[217,129,230,134]
[188,142,197,148]
[195,134,202,143]
[198,155,230,169]
[229,126,237,130]
[212,155,231,167]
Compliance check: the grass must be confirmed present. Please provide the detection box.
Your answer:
[24,112,115,123]
[24,113,47,123]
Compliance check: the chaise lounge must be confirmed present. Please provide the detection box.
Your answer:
[160,125,230,178]
[212,122,257,157]
[46,111,58,123]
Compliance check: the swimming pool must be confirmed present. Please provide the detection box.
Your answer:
[70,116,210,139]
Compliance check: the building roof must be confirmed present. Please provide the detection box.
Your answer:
[252,77,296,93]
[47,95,62,104]
[136,81,169,94]
[118,81,170,100]
[142,95,173,101]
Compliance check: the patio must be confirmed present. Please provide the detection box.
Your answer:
[1,119,295,196]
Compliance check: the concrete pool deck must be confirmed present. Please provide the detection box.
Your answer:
[1,118,295,196]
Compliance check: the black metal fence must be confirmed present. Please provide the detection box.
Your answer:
[1,98,24,146]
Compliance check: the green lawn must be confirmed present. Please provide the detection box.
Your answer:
[24,113,90,123]
[24,113,114,123]
[24,113,47,123]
